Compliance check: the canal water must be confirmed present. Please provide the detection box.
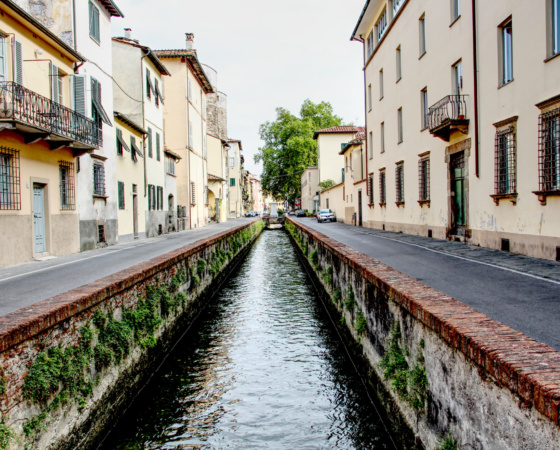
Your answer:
[99,230,397,449]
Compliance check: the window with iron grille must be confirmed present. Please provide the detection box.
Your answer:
[93,163,105,196]
[98,224,105,243]
[538,107,560,191]
[418,156,430,201]
[118,181,125,210]
[190,181,196,205]
[379,169,386,204]
[0,147,20,210]
[395,162,404,203]
[495,127,516,195]
[59,161,75,210]
[368,174,374,204]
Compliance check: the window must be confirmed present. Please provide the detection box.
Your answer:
[393,0,405,16]
[553,0,560,55]
[419,14,426,56]
[148,128,153,158]
[89,1,100,43]
[156,132,161,161]
[230,178,235,186]
[205,186,209,205]
[154,79,160,107]
[367,32,374,59]
[188,122,193,149]
[376,8,388,43]
[72,74,86,116]
[379,169,386,205]
[167,156,176,175]
[93,163,105,196]
[190,181,196,205]
[395,161,404,204]
[451,0,460,22]
[452,60,462,96]
[118,181,125,210]
[116,129,130,156]
[146,68,153,100]
[229,157,235,167]
[13,39,23,86]
[147,184,156,210]
[421,88,428,129]
[368,174,374,204]
[203,135,207,159]
[91,77,111,127]
[500,20,513,85]
[418,155,430,202]
[380,122,385,153]
[0,37,7,82]
[368,131,373,159]
[188,78,193,102]
[538,107,560,192]
[130,136,143,162]
[157,186,163,210]
[0,148,20,210]
[51,64,63,105]
[494,126,516,195]
[59,161,75,210]
[368,84,372,110]
[397,108,403,143]
[202,100,207,119]
[379,69,384,99]
[396,46,402,81]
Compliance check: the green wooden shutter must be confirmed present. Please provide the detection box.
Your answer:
[148,128,152,158]
[156,132,160,161]
[72,75,86,116]
[118,181,125,209]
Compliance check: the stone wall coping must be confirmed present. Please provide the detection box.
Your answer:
[0,220,260,355]
[288,218,560,426]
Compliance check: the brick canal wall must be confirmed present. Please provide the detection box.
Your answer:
[0,219,264,450]
[286,218,560,450]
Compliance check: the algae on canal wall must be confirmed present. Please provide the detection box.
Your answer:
[286,218,560,450]
[0,220,263,450]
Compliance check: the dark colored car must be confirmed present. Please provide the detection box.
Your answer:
[295,210,306,217]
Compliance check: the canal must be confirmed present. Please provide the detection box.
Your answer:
[99,230,398,449]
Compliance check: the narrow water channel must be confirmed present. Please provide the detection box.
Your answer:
[99,230,397,449]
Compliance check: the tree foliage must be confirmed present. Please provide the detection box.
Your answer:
[255,99,344,204]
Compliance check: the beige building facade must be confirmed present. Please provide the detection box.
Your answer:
[0,1,99,266]
[352,0,560,260]
[301,166,320,213]
[227,139,243,218]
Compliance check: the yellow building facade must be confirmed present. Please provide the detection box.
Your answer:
[0,1,99,266]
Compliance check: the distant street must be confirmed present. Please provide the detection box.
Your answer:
[0,219,253,316]
[294,217,560,352]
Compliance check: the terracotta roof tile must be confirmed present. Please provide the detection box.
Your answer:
[313,126,365,139]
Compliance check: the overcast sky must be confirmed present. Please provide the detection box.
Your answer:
[111,0,366,176]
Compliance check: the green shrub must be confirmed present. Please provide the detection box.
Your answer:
[355,311,367,336]
[345,286,356,310]
[436,431,458,450]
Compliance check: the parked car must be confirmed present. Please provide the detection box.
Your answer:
[295,210,306,217]
[288,210,296,216]
[317,209,335,223]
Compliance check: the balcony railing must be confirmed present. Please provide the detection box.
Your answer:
[0,82,101,149]
[427,95,469,141]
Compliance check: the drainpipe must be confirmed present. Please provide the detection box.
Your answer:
[141,49,150,198]
[357,34,368,208]
[472,0,480,178]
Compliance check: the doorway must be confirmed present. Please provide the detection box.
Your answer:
[33,183,46,253]
[449,152,466,235]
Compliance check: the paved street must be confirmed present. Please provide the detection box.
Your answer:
[0,219,253,316]
[294,217,560,352]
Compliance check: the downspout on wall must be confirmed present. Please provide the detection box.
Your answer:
[472,0,480,178]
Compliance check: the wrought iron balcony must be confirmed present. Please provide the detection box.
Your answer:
[0,82,101,152]
[427,95,469,142]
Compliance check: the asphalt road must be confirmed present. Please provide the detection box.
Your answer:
[295,217,560,352]
[0,219,253,316]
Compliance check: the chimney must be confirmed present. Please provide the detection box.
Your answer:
[124,28,132,40]
[186,33,194,51]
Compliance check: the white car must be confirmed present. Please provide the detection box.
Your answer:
[317,209,335,223]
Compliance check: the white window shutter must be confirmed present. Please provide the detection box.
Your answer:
[51,63,59,102]
[0,37,6,82]
[72,75,87,116]
[13,39,23,85]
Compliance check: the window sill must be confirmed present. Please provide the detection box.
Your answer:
[533,190,560,205]
[368,203,375,208]
[379,202,386,207]
[449,15,461,28]
[418,199,430,207]
[498,79,514,89]
[396,77,401,84]
[544,52,560,63]
[93,194,108,204]
[379,96,384,101]
[397,140,403,145]
[490,193,517,205]
[166,172,177,177]
[90,35,100,46]
[395,201,405,207]
[419,51,426,60]
[420,126,428,132]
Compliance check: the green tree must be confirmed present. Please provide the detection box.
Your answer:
[255,99,344,204]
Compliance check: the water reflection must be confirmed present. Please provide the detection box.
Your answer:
[100,230,396,449]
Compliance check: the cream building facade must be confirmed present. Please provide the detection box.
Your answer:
[0,0,99,266]
[300,166,319,213]
[352,0,560,260]
[112,32,174,238]
[227,139,243,218]
[154,34,214,229]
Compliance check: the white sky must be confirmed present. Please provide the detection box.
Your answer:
[110,0,367,177]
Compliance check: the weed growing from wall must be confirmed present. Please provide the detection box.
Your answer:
[355,311,367,337]
[0,424,12,449]
[332,289,342,305]
[436,431,458,450]
[379,322,428,412]
[321,266,333,290]
[310,250,319,268]
[345,286,356,311]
